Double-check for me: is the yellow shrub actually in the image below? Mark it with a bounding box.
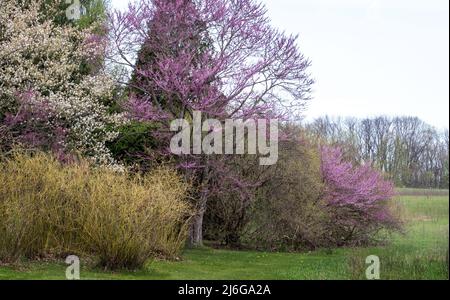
[0,151,192,269]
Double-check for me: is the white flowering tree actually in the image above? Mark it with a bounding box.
[0,0,123,165]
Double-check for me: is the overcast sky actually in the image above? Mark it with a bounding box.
[111,0,449,129]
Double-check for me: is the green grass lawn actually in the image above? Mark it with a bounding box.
[0,194,448,280]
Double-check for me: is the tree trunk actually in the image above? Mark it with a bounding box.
[188,184,209,247]
[187,156,211,248]
[189,210,204,247]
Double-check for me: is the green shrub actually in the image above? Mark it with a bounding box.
[204,131,329,251]
[242,138,328,251]
[107,121,160,170]
[0,151,192,269]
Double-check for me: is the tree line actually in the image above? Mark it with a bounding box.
[306,116,449,189]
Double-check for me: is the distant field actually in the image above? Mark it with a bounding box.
[0,192,448,280]
[397,188,449,197]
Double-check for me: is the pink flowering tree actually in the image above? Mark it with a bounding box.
[107,0,313,246]
[320,146,401,246]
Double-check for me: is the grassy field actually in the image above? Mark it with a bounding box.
[0,194,448,280]
[397,188,449,197]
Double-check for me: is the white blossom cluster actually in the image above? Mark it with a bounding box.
[0,0,125,166]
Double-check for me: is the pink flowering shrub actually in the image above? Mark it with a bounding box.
[320,146,401,246]
[205,138,402,251]
[0,91,67,157]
